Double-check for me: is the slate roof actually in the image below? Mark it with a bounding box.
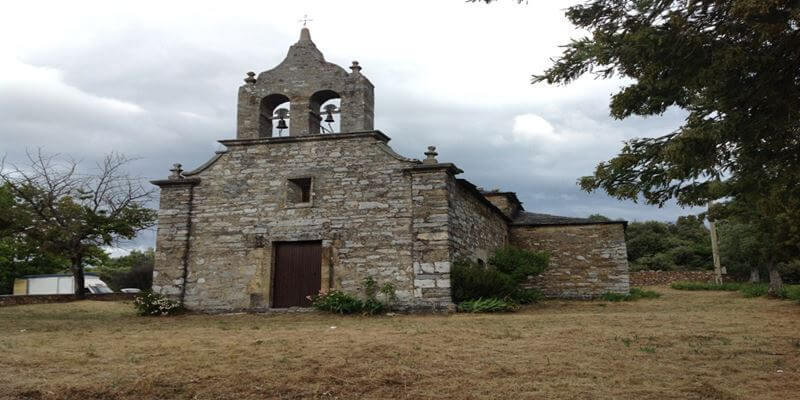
[511,211,627,227]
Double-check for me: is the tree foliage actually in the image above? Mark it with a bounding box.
[625,215,712,271]
[519,0,800,292]
[717,218,764,280]
[0,151,157,297]
[0,185,70,294]
[94,248,155,292]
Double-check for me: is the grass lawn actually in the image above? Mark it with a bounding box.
[1,288,799,400]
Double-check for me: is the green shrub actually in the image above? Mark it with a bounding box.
[310,290,365,314]
[133,292,183,316]
[670,281,742,291]
[310,276,395,315]
[489,246,549,282]
[512,287,544,304]
[456,297,518,313]
[777,285,800,301]
[599,288,661,302]
[451,246,549,306]
[451,260,517,303]
[361,298,386,315]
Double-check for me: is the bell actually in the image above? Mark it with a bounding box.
[276,118,288,130]
[324,104,337,123]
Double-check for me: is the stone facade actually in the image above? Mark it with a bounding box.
[510,223,630,298]
[448,180,509,262]
[151,28,631,312]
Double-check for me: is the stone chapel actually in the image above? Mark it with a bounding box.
[151,28,630,311]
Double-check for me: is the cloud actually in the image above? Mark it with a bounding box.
[0,0,701,252]
[0,57,144,119]
[509,113,559,143]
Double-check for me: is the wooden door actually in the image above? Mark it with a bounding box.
[272,241,322,308]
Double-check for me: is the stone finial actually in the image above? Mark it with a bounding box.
[169,163,184,180]
[244,71,256,84]
[299,27,312,42]
[350,61,362,74]
[423,146,438,164]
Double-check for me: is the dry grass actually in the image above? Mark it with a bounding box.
[1,288,799,400]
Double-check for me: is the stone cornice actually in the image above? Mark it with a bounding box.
[219,130,391,147]
[150,177,201,187]
[404,163,464,175]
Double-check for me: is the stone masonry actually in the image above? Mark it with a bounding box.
[151,28,631,312]
[511,224,629,298]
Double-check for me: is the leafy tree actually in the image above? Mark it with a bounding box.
[0,184,69,294]
[625,216,712,271]
[0,151,157,298]
[587,214,612,222]
[521,0,800,294]
[717,219,764,282]
[95,248,155,291]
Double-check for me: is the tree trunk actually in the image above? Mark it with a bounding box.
[767,261,783,296]
[72,259,85,299]
[749,267,760,283]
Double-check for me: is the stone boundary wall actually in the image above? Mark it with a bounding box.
[630,270,728,286]
[511,223,629,298]
[0,293,136,307]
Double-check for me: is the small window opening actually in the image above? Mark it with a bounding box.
[287,177,312,204]
[477,259,485,267]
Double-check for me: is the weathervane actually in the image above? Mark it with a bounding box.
[299,14,313,27]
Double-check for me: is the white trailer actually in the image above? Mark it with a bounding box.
[12,274,113,295]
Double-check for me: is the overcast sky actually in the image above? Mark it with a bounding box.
[0,0,697,253]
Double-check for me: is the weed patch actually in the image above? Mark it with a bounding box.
[599,287,661,302]
[672,281,800,300]
[738,283,769,298]
[670,281,742,291]
[777,285,800,301]
[456,297,518,313]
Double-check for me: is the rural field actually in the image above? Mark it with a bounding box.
[1,288,799,400]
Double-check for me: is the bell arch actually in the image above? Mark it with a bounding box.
[309,89,341,134]
[258,94,291,138]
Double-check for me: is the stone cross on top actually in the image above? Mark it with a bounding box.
[299,14,313,27]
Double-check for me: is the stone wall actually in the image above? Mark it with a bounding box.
[510,223,629,298]
[630,270,726,286]
[482,193,521,219]
[152,180,197,300]
[0,293,136,307]
[448,180,508,263]
[154,133,437,311]
[409,167,455,310]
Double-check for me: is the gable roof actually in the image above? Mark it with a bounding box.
[511,211,627,228]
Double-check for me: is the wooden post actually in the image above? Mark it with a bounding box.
[708,201,723,285]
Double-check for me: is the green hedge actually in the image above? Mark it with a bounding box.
[451,246,549,307]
